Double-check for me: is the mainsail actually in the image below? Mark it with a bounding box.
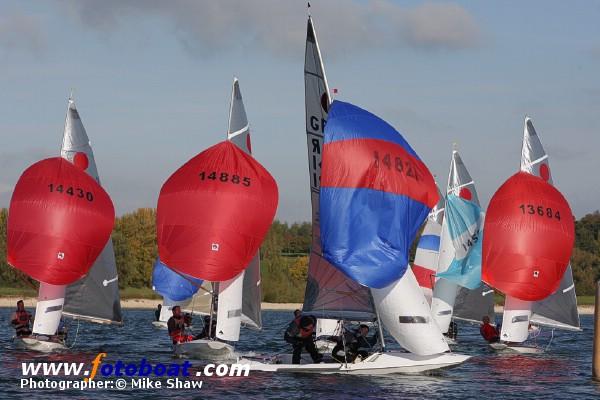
[518,117,580,331]
[61,98,123,325]
[302,16,375,320]
[224,78,262,330]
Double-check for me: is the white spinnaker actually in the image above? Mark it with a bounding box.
[431,150,481,333]
[371,269,449,356]
[32,284,65,336]
[501,117,580,341]
[216,78,262,341]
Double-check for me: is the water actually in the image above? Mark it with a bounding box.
[1,308,598,399]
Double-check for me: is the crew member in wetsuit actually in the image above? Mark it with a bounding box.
[11,300,32,337]
[284,312,322,364]
[332,324,378,363]
[480,315,500,343]
[155,304,162,321]
[198,315,217,339]
[167,306,194,344]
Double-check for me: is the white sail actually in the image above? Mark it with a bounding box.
[431,149,483,333]
[501,117,580,340]
[216,276,244,341]
[32,283,65,336]
[372,269,449,356]
[302,15,375,321]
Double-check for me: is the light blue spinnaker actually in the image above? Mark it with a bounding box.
[435,194,484,290]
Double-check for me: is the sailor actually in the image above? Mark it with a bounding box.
[284,313,322,364]
[480,315,500,343]
[198,315,217,339]
[10,300,32,337]
[154,304,162,321]
[167,306,194,344]
[332,324,377,363]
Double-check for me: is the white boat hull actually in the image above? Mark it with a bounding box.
[239,351,470,375]
[488,342,543,354]
[13,337,67,352]
[173,339,235,361]
[152,321,167,329]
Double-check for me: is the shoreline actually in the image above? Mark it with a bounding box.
[0,297,594,314]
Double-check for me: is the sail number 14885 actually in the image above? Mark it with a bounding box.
[199,171,251,186]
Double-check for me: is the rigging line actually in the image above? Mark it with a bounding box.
[545,328,555,351]
[65,319,80,349]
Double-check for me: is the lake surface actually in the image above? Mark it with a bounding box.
[1,308,598,399]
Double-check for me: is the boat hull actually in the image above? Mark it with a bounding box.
[489,342,543,354]
[174,339,235,361]
[13,337,67,352]
[239,351,470,375]
[152,321,167,329]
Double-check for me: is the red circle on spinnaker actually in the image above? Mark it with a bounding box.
[540,163,550,181]
[73,152,89,170]
[157,140,278,282]
[482,171,574,301]
[246,133,252,154]
[7,157,115,285]
[459,187,472,200]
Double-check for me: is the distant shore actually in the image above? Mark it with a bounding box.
[0,297,594,315]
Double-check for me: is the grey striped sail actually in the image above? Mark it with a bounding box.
[61,97,123,325]
[227,77,262,331]
[301,15,375,321]
[523,117,580,331]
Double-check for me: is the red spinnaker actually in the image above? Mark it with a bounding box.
[7,157,115,285]
[156,140,278,282]
[482,172,574,301]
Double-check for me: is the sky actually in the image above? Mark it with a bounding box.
[1,0,599,222]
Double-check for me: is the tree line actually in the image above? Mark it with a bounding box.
[0,208,599,301]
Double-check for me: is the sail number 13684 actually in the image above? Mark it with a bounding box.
[519,204,561,220]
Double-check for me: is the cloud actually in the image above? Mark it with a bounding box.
[0,12,46,56]
[58,0,483,58]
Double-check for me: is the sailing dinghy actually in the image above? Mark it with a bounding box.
[486,117,580,353]
[429,149,494,342]
[240,90,469,373]
[9,157,115,352]
[156,103,278,361]
[13,97,122,352]
[163,79,265,360]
